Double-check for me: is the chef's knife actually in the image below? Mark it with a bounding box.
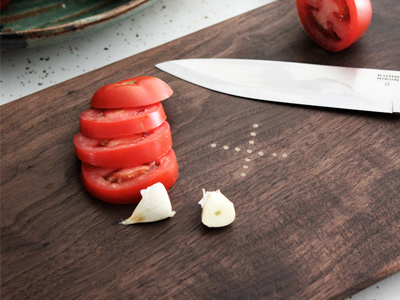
[156,58,400,114]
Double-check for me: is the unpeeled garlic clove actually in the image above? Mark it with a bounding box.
[120,182,175,225]
[199,189,235,228]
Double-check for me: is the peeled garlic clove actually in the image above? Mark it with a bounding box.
[199,189,235,228]
[120,182,175,225]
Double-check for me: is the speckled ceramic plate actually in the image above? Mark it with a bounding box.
[0,0,159,50]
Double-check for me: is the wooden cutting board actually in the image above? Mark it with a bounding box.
[1,0,399,299]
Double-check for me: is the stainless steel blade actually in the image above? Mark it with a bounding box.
[156,58,400,114]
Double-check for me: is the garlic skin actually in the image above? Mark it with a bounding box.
[120,182,175,225]
[199,189,235,228]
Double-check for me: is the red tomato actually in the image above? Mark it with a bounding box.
[90,76,173,108]
[81,148,179,204]
[79,102,167,138]
[74,121,172,168]
[296,0,372,52]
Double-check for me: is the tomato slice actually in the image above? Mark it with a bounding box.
[90,76,173,108]
[79,102,167,139]
[81,148,179,204]
[296,0,372,52]
[74,121,172,168]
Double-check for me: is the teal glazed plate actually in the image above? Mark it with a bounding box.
[0,0,159,50]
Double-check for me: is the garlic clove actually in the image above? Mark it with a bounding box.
[120,182,175,225]
[199,189,235,228]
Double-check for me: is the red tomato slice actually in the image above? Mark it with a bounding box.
[81,148,179,204]
[90,76,173,108]
[296,0,372,52]
[74,121,172,168]
[79,102,167,138]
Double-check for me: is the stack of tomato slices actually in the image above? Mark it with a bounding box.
[73,76,179,204]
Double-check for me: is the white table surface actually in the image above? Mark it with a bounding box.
[1,1,399,299]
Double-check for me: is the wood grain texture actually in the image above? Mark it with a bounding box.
[1,0,399,299]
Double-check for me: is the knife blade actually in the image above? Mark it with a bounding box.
[156,58,400,114]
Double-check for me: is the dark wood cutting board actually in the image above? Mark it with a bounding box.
[1,0,399,299]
